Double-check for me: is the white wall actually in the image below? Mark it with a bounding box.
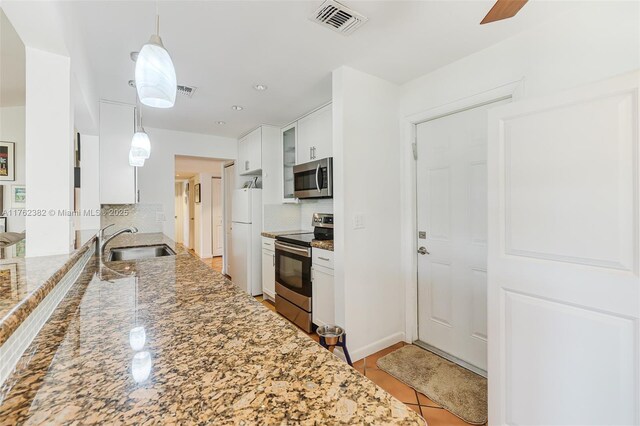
[332,66,403,361]
[137,127,236,239]
[25,47,73,257]
[0,106,26,232]
[79,134,99,230]
[398,0,640,342]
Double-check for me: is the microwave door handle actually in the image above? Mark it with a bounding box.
[315,164,321,192]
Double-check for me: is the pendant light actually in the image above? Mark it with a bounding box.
[129,148,145,167]
[135,6,176,109]
[131,97,151,159]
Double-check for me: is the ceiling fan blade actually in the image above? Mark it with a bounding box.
[480,0,529,24]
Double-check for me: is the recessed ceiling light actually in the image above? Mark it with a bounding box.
[231,105,244,111]
[216,121,226,125]
[253,84,268,91]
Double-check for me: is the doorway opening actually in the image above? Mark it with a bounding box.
[174,155,227,273]
[414,97,510,378]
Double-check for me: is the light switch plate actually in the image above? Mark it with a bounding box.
[353,213,365,230]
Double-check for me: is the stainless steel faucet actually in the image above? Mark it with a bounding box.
[97,224,139,257]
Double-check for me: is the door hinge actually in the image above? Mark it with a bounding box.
[412,142,418,160]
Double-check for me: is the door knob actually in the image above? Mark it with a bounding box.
[418,246,430,255]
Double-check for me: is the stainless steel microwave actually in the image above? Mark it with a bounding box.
[293,158,333,199]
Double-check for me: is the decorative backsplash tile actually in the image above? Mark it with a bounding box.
[100,204,163,234]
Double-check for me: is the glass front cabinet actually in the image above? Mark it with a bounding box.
[282,123,297,203]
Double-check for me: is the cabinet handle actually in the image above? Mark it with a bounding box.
[318,256,330,261]
[245,160,249,171]
[312,146,316,159]
[272,254,275,267]
[310,147,313,160]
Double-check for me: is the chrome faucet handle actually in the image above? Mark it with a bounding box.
[100,223,115,237]
[131,226,139,233]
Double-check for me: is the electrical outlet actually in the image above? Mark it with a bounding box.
[353,213,365,230]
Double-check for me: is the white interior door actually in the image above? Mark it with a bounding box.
[211,177,223,257]
[488,71,639,425]
[416,98,510,373]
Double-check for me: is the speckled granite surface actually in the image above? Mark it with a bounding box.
[260,230,306,239]
[0,231,98,346]
[0,233,423,425]
[310,240,334,252]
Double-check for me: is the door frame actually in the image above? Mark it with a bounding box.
[222,161,235,276]
[400,80,525,347]
[211,176,223,257]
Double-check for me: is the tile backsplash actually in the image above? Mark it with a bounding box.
[263,199,334,232]
[101,204,164,234]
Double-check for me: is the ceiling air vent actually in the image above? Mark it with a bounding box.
[128,80,197,98]
[310,0,368,36]
[177,85,197,98]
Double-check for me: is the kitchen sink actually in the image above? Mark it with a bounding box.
[108,244,176,262]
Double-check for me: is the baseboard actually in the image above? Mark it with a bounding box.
[349,331,406,362]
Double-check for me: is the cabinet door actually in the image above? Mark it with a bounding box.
[238,128,262,175]
[99,102,136,204]
[312,265,335,327]
[261,249,275,300]
[297,103,332,163]
[281,123,298,202]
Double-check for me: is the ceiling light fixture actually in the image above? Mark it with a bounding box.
[131,96,151,160]
[253,84,268,91]
[135,5,177,108]
[231,105,244,111]
[216,121,226,125]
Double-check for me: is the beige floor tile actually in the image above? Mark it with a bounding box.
[365,368,419,405]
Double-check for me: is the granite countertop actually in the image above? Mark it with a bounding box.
[0,233,423,424]
[310,240,334,251]
[0,229,98,346]
[260,230,306,239]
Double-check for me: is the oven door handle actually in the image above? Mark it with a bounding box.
[275,241,311,258]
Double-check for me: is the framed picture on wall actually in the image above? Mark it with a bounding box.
[0,217,6,233]
[11,185,25,209]
[194,183,201,204]
[0,142,15,181]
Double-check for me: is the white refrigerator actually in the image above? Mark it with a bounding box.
[230,188,262,296]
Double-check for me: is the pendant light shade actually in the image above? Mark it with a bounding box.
[131,130,151,159]
[129,148,145,167]
[135,32,176,108]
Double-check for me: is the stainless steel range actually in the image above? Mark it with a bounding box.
[275,213,333,332]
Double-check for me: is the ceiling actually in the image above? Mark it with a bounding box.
[65,1,577,138]
[0,9,25,107]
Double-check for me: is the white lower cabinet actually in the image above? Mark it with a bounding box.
[261,238,275,301]
[312,248,335,327]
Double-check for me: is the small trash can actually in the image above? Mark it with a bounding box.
[316,325,353,366]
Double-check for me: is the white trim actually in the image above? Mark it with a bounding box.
[349,331,405,363]
[400,79,525,346]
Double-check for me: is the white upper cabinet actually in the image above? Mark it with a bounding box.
[238,127,262,175]
[99,101,137,204]
[296,103,332,164]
